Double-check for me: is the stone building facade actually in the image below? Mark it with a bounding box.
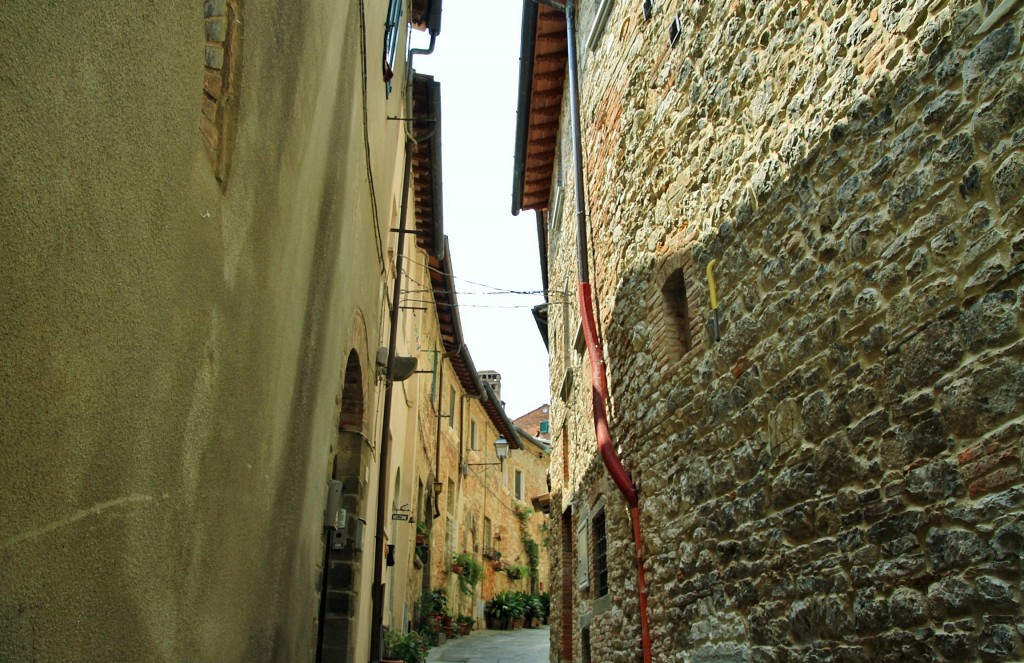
[514,0,1024,661]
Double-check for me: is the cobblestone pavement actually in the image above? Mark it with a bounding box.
[425,626,549,663]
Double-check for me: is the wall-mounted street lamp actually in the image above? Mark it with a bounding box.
[461,436,509,476]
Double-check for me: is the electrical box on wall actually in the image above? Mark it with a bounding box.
[325,480,344,529]
[331,528,346,551]
[353,518,367,552]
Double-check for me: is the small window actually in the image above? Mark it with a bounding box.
[592,510,608,597]
[383,0,403,94]
[662,268,692,355]
[470,420,477,450]
[539,420,550,435]
[483,517,492,553]
[574,322,586,366]
[514,470,524,501]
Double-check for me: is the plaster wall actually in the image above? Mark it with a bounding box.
[1,1,411,660]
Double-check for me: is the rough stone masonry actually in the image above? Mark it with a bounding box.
[545,0,1024,661]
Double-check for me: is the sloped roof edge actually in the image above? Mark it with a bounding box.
[430,237,522,448]
[412,73,445,261]
[511,0,540,216]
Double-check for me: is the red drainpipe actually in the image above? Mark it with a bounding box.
[563,0,652,660]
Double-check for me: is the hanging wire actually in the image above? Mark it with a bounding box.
[402,257,571,298]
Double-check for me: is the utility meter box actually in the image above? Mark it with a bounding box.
[330,528,346,551]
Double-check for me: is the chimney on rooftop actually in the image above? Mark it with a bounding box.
[479,371,502,401]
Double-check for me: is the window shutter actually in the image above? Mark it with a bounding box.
[575,513,589,588]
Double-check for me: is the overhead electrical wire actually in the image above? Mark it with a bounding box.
[398,299,562,309]
[400,260,568,299]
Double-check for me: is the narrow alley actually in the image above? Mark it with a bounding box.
[426,627,550,663]
[3,0,1024,662]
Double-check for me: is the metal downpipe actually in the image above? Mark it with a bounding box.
[564,1,652,660]
[369,10,441,659]
[368,137,414,663]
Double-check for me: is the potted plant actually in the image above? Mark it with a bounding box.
[429,588,449,616]
[383,628,428,663]
[441,611,456,639]
[453,552,483,596]
[485,592,525,630]
[523,594,543,628]
[507,592,527,629]
[506,564,528,580]
[456,614,474,636]
[417,589,447,646]
[538,592,551,624]
[450,553,465,576]
[415,521,429,547]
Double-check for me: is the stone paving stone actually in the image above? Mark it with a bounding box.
[426,626,550,663]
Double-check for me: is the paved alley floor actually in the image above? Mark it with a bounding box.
[425,626,550,663]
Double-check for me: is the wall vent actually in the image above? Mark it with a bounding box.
[668,14,681,47]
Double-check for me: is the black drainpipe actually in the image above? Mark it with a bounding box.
[368,15,440,661]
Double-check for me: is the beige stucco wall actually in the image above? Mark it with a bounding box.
[1,2,412,661]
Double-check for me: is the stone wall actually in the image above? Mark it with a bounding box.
[546,0,1024,661]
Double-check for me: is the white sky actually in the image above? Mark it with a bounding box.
[412,0,551,421]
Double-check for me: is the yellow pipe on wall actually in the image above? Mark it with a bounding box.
[707,259,719,310]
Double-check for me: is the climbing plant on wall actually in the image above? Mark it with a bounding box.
[513,502,540,587]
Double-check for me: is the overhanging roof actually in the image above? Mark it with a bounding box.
[515,426,551,455]
[429,237,522,449]
[511,1,567,215]
[412,73,445,262]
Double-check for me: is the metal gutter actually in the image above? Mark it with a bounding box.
[514,426,551,453]
[564,0,652,659]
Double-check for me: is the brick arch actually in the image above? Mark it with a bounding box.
[338,350,365,432]
[317,347,373,662]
